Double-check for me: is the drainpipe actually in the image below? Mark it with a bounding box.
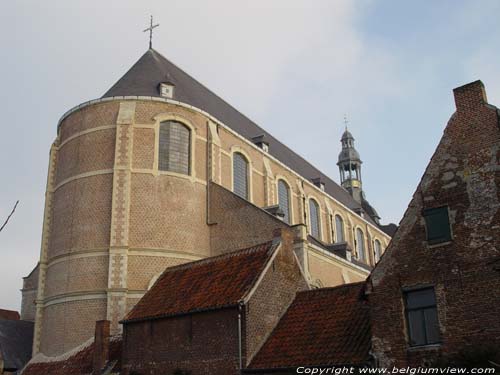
[238,302,244,373]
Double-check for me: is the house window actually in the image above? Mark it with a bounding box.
[233,152,249,199]
[374,239,382,262]
[335,215,344,243]
[356,228,365,262]
[278,180,291,224]
[309,199,321,239]
[423,206,452,245]
[404,287,440,347]
[159,121,191,175]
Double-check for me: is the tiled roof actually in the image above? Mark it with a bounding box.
[103,49,377,224]
[21,337,122,375]
[0,320,33,372]
[248,282,371,370]
[122,241,277,323]
[0,308,20,320]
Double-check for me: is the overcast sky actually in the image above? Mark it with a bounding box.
[1,1,499,311]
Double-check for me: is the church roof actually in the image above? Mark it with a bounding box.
[247,282,371,370]
[103,49,375,222]
[121,241,277,323]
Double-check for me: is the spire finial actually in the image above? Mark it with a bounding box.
[143,15,160,49]
[343,114,349,131]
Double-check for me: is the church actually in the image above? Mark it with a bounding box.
[1,35,496,373]
[17,43,393,362]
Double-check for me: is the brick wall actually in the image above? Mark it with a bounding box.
[209,182,289,255]
[21,264,39,321]
[245,229,309,364]
[122,308,241,375]
[369,81,500,366]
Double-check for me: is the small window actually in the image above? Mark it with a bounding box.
[404,287,440,347]
[159,121,190,175]
[160,82,175,98]
[309,199,321,239]
[423,206,451,245]
[278,180,291,224]
[356,228,365,262]
[233,152,249,199]
[335,215,344,243]
[374,239,382,262]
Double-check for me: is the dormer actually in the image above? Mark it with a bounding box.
[311,177,325,192]
[159,82,175,99]
[252,135,270,152]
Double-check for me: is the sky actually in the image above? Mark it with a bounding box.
[0,1,499,310]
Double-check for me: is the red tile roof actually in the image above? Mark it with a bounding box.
[0,308,20,320]
[248,282,371,370]
[122,241,277,323]
[21,336,122,375]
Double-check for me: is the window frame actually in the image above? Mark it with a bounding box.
[403,287,441,347]
[232,151,250,200]
[308,198,322,240]
[374,239,382,262]
[153,114,196,179]
[355,227,366,262]
[277,178,292,224]
[334,214,345,243]
[158,120,192,175]
[423,206,452,245]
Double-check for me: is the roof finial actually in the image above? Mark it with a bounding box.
[343,114,349,131]
[143,15,160,50]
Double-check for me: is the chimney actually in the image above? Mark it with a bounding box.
[92,320,110,375]
[453,80,487,112]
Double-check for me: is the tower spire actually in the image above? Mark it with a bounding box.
[143,15,160,50]
[337,122,363,204]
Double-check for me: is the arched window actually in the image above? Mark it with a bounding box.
[233,152,249,199]
[278,180,291,223]
[374,239,382,262]
[356,228,366,262]
[159,120,191,175]
[335,215,345,243]
[309,199,321,239]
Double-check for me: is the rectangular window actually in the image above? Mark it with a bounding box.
[404,287,440,347]
[423,206,451,245]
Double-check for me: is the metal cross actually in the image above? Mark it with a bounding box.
[344,114,349,131]
[143,15,160,49]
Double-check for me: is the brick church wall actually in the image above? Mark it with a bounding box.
[369,81,500,366]
[209,182,289,255]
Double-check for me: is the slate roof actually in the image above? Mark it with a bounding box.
[0,319,33,372]
[247,282,371,370]
[0,309,20,321]
[21,336,122,375]
[103,48,376,224]
[122,241,277,323]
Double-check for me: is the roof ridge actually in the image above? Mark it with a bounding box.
[151,240,275,278]
[297,281,365,295]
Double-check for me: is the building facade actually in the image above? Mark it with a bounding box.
[28,48,392,357]
[368,81,500,366]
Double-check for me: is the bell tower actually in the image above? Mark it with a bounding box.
[337,127,363,203]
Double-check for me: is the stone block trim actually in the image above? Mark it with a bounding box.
[107,102,136,334]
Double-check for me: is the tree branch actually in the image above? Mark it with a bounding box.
[0,200,19,233]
